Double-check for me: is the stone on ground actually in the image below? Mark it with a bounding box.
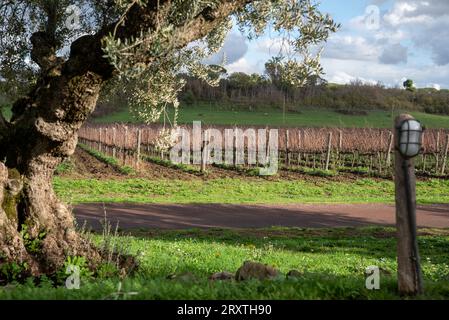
[286,270,302,279]
[209,271,234,281]
[235,261,279,281]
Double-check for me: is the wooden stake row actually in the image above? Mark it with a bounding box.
[78,126,449,175]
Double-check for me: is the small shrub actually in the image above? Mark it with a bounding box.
[96,262,120,279]
[56,256,94,286]
[0,261,29,283]
[55,159,75,175]
[20,225,46,255]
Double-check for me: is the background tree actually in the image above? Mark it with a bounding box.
[265,57,289,122]
[0,0,338,276]
[265,56,311,122]
[403,79,416,92]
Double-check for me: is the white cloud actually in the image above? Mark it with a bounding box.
[256,38,295,56]
[382,1,449,65]
[318,0,449,87]
[205,33,248,65]
[383,2,423,26]
[379,43,408,64]
[220,0,449,88]
[226,57,262,74]
[321,57,449,88]
[429,83,441,91]
[323,35,381,61]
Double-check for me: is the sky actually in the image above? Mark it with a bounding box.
[208,0,449,89]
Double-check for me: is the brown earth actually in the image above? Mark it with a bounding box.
[71,148,123,178]
[61,147,386,182]
[59,147,249,180]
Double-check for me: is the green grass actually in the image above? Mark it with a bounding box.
[55,159,76,175]
[1,227,448,299]
[212,163,262,176]
[92,103,449,129]
[142,155,203,175]
[53,177,449,205]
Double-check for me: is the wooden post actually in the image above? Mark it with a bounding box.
[435,131,441,173]
[386,132,394,168]
[285,129,290,167]
[394,114,423,296]
[201,130,208,173]
[378,152,382,174]
[325,132,332,171]
[91,128,95,149]
[136,129,142,169]
[441,134,449,175]
[338,130,343,151]
[112,127,117,158]
[297,130,302,166]
[98,128,102,153]
[420,131,425,174]
[338,130,343,168]
[123,126,128,166]
[105,128,109,156]
[147,130,151,153]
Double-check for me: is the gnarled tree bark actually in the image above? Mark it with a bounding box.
[0,0,250,276]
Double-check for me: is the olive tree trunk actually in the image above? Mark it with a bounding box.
[0,1,249,276]
[0,70,104,275]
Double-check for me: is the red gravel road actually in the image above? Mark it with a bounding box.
[73,203,449,230]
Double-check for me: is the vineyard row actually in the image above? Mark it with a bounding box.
[78,124,449,177]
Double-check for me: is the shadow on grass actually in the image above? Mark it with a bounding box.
[0,271,405,300]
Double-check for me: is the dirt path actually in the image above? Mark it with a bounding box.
[73,203,449,230]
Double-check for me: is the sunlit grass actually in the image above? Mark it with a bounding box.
[53,177,449,205]
[1,227,448,300]
[92,103,449,129]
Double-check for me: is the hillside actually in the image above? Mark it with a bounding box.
[91,103,449,129]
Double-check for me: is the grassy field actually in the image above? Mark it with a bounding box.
[5,102,449,128]
[1,227,448,300]
[53,177,449,205]
[92,103,449,128]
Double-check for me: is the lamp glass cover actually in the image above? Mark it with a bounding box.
[400,143,420,157]
[399,119,422,158]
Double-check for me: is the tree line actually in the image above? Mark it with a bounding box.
[179,73,449,115]
[93,64,449,118]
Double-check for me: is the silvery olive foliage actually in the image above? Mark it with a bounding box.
[235,0,338,87]
[102,0,338,149]
[102,0,232,128]
[1,1,338,150]
[0,1,120,98]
